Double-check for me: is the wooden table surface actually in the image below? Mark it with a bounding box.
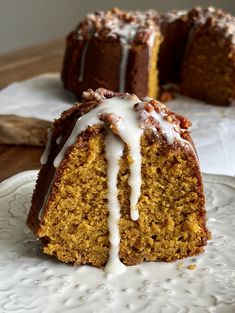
[0,38,65,182]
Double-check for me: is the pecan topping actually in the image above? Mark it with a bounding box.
[99,113,123,136]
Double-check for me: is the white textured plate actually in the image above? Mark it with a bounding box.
[0,170,235,313]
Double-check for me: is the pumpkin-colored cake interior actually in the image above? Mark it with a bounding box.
[37,126,207,267]
[148,36,161,99]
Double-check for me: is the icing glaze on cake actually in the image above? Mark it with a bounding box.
[28,88,209,272]
[40,129,53,165]
[40,89,194,274]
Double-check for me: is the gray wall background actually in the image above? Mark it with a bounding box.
[0,0,234,54]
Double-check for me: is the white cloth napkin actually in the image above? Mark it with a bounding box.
[0,74,234,176]
[0,74,74,121]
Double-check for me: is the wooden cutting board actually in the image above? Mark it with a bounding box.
[0,115,52,146]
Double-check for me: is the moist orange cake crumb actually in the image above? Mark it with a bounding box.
[27,88,210,273]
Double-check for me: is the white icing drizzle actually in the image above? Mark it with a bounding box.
[110,23,137,92]
[40,129,53,165]
[40,133,63,166]
[136,101,194,151]
[53,96,142,273]
[196,7,235,45]
[147,31,156,74]
[218,21,235,45]
[38,175,55,221]
[119,40,129,93]
[78,40,90,82]
[162,10,187,23]
[148,31,156,51]
[54,97,142,223]
[136,102,175,144]
[113,116,142,221]
[108,23,157,92]
[53,115,101,168]
[104,131,126,275]
[48,94,194,275]
[56,136,62,145]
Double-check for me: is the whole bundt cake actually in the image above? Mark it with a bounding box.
[27,88,210,274]
[62,7,235,106]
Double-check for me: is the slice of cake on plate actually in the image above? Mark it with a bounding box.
[27,88,210,274]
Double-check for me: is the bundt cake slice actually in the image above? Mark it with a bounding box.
[181,7,235,105]
[27,88,209,274]
[62,8,161,99]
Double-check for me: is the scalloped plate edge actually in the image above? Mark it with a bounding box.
[0,170,38,196]
[203,172,235,188]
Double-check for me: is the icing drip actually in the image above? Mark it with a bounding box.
[56,136,62,145]
[148,31,156,52]
[119,40,129,92]
[111,24,138,92]
[141,106,177,144]
[104,131,126,275]
[54,97,142,223]
[108,23,156,93]
[147,31,156,73]
[40,129,53,165]
[53,114,100,168]
[38,176,55,221]
[136,101,192,147]
[53,96,142,273]
[112,115,142,221]
[162,10,187,23]
[78,40,90,82]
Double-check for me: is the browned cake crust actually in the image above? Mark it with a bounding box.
[62,7,235,106]
[27,88,210,268]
